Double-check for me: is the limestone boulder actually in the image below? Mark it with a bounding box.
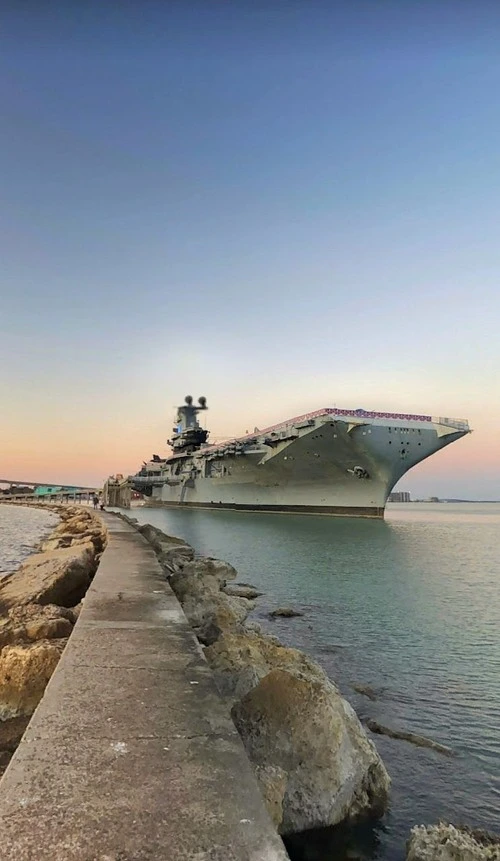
[182,592,254,646]
[231,668,391,835]
[0,640,66,720]
[269,607,304,618]
[224,585,263,600]
[170,557,238,603]
[407,824,500,861]
[7,603,75,627]
[158,544,195,576]
[254,765,287,830]
[0,543,96,612]
[24,617,73,641]
[66,528,106,553]
[204,630,325,701]
[52,516,93,537]
[138,524,192,555]
[0,604,75,647]
[40,537,72,552]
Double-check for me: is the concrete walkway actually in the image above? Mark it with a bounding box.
[0,513,288,860]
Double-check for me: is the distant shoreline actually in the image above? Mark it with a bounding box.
[387,499,500,504]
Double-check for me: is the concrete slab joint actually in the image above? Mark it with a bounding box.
[0,512,288,860]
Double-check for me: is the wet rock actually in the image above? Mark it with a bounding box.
[232,668,390,835]
[269,607,304,618]
[352,683,378,701]
[224,585,263,599]
[204,630,325,701]
[0,640,67,720]
[406,824,500,861]
[366,719,455,757]
[0,544,96,612]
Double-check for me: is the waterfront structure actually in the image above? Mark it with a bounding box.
[130,397,470,518]
[388,491,411,503]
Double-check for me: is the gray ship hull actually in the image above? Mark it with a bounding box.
[144,412,469,517]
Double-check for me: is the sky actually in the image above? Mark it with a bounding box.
[1,1,499,498]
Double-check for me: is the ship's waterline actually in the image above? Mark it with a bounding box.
[131,399,470,516]
[149,500,384,517]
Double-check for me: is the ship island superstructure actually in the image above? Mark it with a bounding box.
[130,396,470,517]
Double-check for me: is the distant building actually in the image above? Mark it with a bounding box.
[388,491,411,503]
[34,486,79,497]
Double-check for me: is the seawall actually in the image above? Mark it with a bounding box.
[0,512,288,860]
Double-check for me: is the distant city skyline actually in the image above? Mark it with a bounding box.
[1,3,498,499]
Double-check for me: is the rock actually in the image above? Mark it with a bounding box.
[224,585,263,599]
[352,683,378,701]
[42,521,106,555]
[138,524,192,554]
[269,607,304,618]
[136,524,195,574]
[183,592,254,646]
[244,621,263,635]
[231,668,390,835]
[7,603,75,626]
[204,630,325,701]
[158,544,195,576]
[52,516,93,537]
[0,604,75,648]
[0,640,66,720]
[407,824,500,861]
[366,719,455,757]
[254,765,287,830]
[24,617,73,641]
[0,544,96,612]
[169,557,238,603]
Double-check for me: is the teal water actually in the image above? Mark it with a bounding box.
[128,502,500,859]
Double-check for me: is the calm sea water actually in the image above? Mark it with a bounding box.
[128,502,500,860]
[0,505,58,576]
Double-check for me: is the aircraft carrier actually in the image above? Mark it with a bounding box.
[130,396,470,517]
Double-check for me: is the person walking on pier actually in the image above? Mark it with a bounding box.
[92,493,99,510]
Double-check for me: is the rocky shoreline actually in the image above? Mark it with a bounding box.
[0,506,498,859]
[0,505,107,773]
[121,518,390,834]
[119,515,500,859]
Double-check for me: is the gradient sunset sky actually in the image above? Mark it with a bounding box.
[1,2,499,498]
